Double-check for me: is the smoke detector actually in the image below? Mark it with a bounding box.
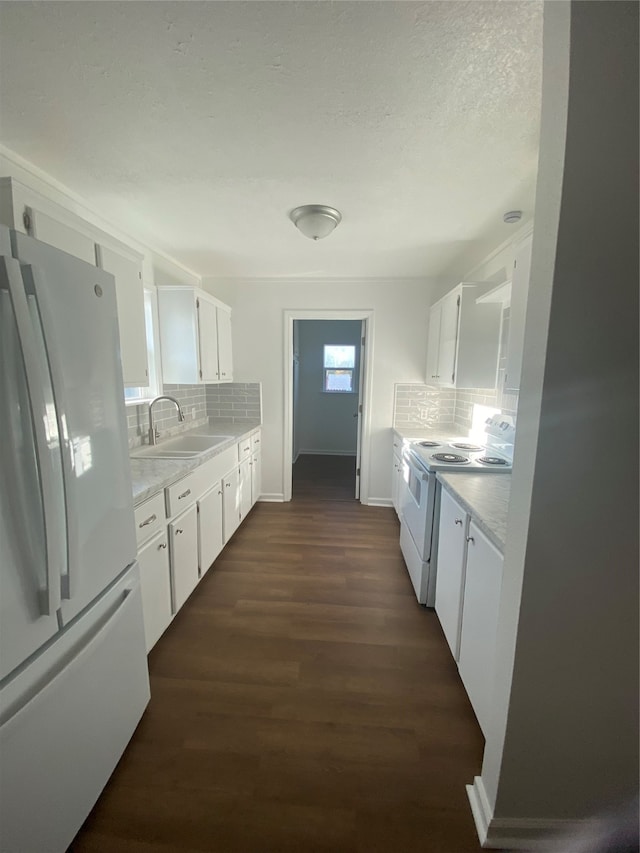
[503,210,523,224]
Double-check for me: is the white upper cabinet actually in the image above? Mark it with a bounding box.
[157,286,233,384]
[505,233,533,392]
[426,283,502,389]
[96,243,148,387]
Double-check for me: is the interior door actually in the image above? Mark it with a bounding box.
[354,321,365,499]
[11,231,137,625]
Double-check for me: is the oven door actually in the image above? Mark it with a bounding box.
[400,450,436,561]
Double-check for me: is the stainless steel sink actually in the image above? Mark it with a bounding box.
[130,434,233,459]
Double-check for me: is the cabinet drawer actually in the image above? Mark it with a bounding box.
[238,437,252,461]
[134,493,166,548]
[165,471,199,518]
[251,430,261,452]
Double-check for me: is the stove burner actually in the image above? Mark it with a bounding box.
[451,443,484,452]
[478,456,509,466]
[417,441,441,448]
[431,453,469,464]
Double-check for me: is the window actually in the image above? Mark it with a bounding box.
[124,289,162,405]
[323,344,356,392]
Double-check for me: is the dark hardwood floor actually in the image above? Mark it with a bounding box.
[292,453,357,502]
[70,476,484,852]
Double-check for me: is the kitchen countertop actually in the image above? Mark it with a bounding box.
[436,472,511,553]
[129,419,261,506]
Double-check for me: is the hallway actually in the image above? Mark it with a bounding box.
[71,498,484,852]
[292,453,357,502]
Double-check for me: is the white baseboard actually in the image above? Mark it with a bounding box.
[257,493,284,502]
[467,777,600,850]
[365,498,394,507]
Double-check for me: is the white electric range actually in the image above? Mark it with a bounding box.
[399,415,514,606]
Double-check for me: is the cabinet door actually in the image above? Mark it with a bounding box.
[96,244,148,387]
[222,466,240,543]
[137,529,172,652]
[198,483,224,575]
[250,452,262,506]
[458,521,504,735]
[435,489,469,660]
[197,296,220,382]
[391,451,402,514]
[505,234,532,392]
[437,289,460,387]
[216,307,233,382]
[425,302,441,383]
[239,457,252,520]
[169,504,199,612]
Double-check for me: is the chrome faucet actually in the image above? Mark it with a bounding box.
[148,395,185,445]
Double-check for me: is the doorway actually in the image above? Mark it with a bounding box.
[283,309,374,503]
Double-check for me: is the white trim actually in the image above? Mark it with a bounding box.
[0,145,201,285]
[257,493,285,503]
[467,777,600,850]
[283,309,374,504]
[366,498,394,508]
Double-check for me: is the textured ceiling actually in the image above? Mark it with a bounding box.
[0,1,543,279]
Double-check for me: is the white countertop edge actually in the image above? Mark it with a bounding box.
[436,471,510,553]
[130,419,261,506]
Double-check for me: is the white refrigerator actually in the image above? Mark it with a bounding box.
[0,226,150,851]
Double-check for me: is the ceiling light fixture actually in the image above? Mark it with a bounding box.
[503,210,523,224]
[289,205,342,241]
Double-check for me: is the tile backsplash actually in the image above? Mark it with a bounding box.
[206,383,262,422]
[393,382,519,434]
[127,382,261,448]
[393,384,456,429]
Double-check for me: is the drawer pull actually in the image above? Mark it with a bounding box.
[158,542,167,550]
[466,535,475,544]
[178,488,191,500]
[254,438,260,444]
[139,513,157,528]
[454,518,463,526]
[175,528,184,536]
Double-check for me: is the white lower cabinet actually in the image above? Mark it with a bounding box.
[457,520,504,736]
[239,457,252,521]
[169,504,199,612]
[134,429,261,648]
[137,530,172,652]
[391,436,403,515]
[197,482,224,575]
[250,451,262,506]
[435,488,470,660]
[222,466,241,543]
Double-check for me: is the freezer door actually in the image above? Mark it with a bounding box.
[11,232,137,623]
[0,253,65,681]
[0,564,150,853]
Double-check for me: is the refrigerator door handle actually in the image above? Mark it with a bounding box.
[20,262,80,601]
[0,256,62,616]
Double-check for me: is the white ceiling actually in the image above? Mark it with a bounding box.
[0,1,543,279]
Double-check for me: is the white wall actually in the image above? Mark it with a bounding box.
[203,277,440,502]
[295,319,361,456]
[470,1,639,846]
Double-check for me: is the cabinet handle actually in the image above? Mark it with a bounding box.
[158,542,167,550]
[175,528,184,536]
[138,513,157,528]
[218,490,223,495]
[178,488,191,500]
[226,482,231,488]
[466,535,475,544]
[254,439,260,444]
[454,518,463,526]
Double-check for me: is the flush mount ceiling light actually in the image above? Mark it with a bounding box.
[289,205,342,241]
[503,210,523,224]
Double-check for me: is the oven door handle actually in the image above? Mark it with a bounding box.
[404,453,430,482]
